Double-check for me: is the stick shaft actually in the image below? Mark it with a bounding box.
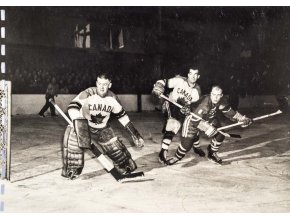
[217,110,282,131]
[49,99,73,126]
[252,110,282,121]
[160,94,232,138]
[161,94,202,120]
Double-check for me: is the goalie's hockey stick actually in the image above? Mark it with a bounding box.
[217,110,282,131]
[160,94,241,138]
[49,99,144,182]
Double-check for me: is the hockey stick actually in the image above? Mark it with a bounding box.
[49,99,144,182]
[217,110,282,131]
[160,94,241,138]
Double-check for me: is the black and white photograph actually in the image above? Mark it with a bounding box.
[0,2,290,213]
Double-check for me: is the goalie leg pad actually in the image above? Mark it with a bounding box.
[93,126,116,144]
[99,138,137,174]
[94,127,137,174]
[73,118,91,149]
[62,125,84,178]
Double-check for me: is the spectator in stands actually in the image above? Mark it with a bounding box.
[59,79,69,94]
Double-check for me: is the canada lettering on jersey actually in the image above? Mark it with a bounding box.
[176,88,193,102]
[74,88,124,129]
[88,104,113,113]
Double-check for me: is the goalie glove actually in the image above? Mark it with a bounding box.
[197,120,218,137]
[125,122,145,149]
[152,81,165,98]
[73,118,91,149]
[233,112,253,128]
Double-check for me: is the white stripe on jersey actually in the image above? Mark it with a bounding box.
[182,115,192,137]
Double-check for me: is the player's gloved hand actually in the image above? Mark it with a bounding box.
[152,81,165,98]
[240,116,252,128]
[197,120,218,137]
[132,135,145,149]
[233,112,252,128]
[205,125,218,137]
[180,104,191,116]
[125,122,145,149]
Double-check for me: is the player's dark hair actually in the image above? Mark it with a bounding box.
[211,85,223,92]
[97,72,112,81]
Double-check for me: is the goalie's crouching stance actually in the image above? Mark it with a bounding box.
[61,72,144,179]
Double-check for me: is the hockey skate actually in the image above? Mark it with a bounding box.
[207,145,222,165]
[166,156,180,165]
[193,147,206,157]
[158,148,168,164]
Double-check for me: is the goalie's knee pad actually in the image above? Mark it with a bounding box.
[100,138,137,173]
[62,125,85,179]
[94,127,116,144]
[165,118,181,134]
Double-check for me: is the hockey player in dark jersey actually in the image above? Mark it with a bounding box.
[167,85,252,165]
[61,72,144,178]
[152,68,205,164]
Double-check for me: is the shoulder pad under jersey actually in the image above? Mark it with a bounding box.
[194,95,211,116]
[174,75,187,80]
[84,87,97,97]
[195,95,210,108]
[107,90,122,104]
[77,88,95,100]
[194,83,202,94]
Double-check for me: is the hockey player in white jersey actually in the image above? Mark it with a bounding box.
[62,72,144,178]
[152,68,205,164]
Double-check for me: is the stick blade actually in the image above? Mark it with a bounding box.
[118,171,145,183]
[109,168,145,182]
[229,133,242,138]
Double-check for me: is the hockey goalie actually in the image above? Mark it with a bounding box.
[61,72,145,179]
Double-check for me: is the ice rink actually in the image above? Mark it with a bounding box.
[2,109,290,212]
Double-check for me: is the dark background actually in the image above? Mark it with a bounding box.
[1,6,290,95]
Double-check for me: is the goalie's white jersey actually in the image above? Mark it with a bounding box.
[68,87,129,129]
[165,76,201,105]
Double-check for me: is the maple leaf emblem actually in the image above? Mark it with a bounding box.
[90,113,106,124]
[177,97,187,106]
